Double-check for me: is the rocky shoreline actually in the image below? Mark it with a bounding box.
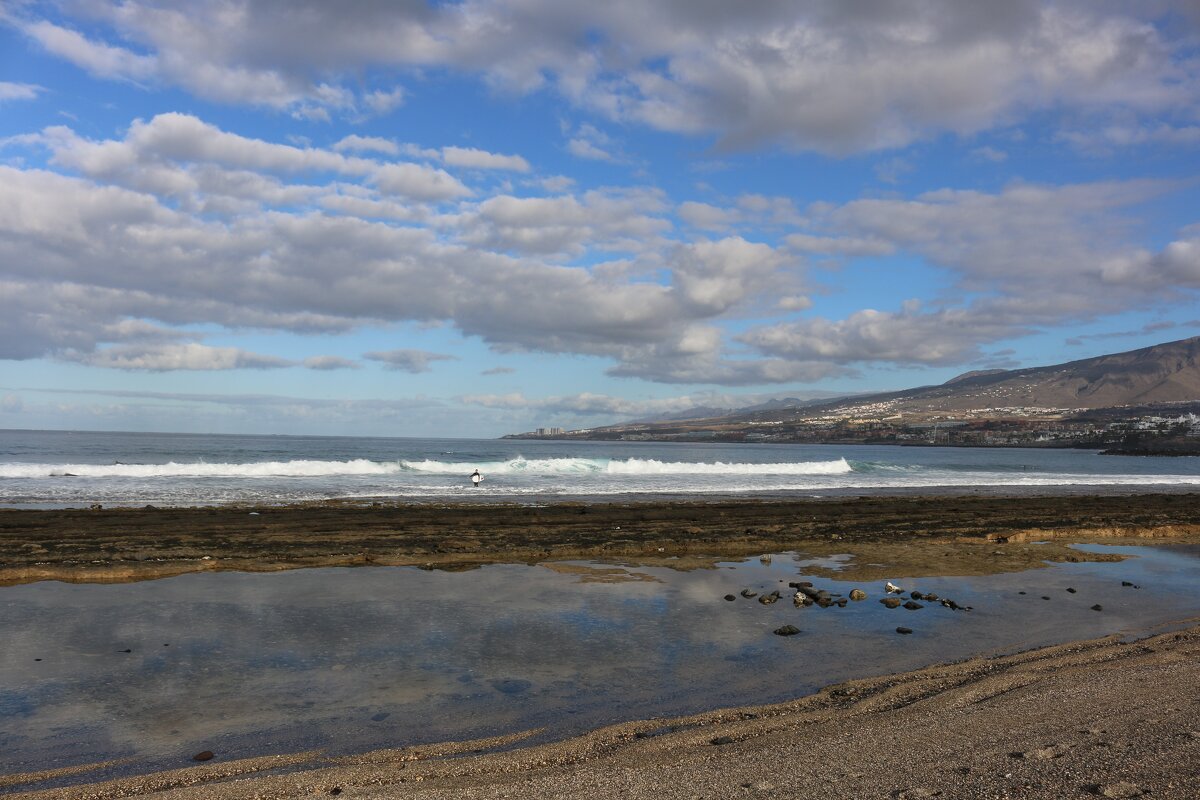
[3,493,1200,587]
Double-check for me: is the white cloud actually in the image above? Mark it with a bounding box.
[303,355,360,370]
[0,82,43,102]
[373,162,472,200]
[441,146,530,172]
[333,135,399,156]
[23,21,158,82]
[567,137,615,161]
[67,343,293,371]
[17,2,1199,153]
[4,111,1197,383]
[364,349,458,373]
[363,86,406,115]
[678,201,737,231]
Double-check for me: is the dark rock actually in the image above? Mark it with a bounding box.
[724,594,736,601]
[797,581,813,587]
[758,590,782,605]
[1091,604,1103,611]
[1042,596,1051,600]
[192,751,214,762]
[1019,591,1027,595]
[896,627,913,635]
[329,789,342,796]
[711,736,735,745]
[370,712,390,722]
[773,625,801,636]
[880,597,902,609]
[903,601,924,610]
[923,593,938,601]
[1121,581,1133,587]
[740,589,758,599]
[911,591,924,600]
[836,598,848,607]
[490,678,533,695]
[119,649,132,653]
[1066,587,1077,594]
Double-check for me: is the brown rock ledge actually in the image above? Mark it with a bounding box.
[3,493,1200,586]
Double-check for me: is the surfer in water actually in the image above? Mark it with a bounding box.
[471,469,483,487]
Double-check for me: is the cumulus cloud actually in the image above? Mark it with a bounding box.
[3,110,1197,383]
[364,349,458,373]
[23,20,158,82]
[0,82,43,102]
[303,355,360,370]
[16,1,1198,152]
[333,135,399,155]
[441,146,530,172]
[66,343,293,371]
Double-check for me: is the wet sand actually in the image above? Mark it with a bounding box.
[3,493,1200,586]
[6,625,1198,799]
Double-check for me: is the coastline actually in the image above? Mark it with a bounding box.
[4,493,1200,587]
[8,624,1199,799]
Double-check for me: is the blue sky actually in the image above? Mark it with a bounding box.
[2,0,1199,437]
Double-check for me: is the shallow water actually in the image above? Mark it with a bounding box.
[1,544,1198,783]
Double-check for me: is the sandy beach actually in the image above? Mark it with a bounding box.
[3,493,1200,798]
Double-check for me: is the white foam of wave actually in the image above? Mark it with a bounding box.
[400,456,855,476]
[602,457,853,475]
[0,459,403,479]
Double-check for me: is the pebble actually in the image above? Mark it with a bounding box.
[911,591,924,600]
[740,589,758,599]
[880,597,902,609]
[1091,604,1103,611]
[849,589,867,601]
[711,736,734,745]
[774,624,801,636]
[758,590,781,605]
[1066,587,1077,593]
[1097,782,1144,798]
[724,594,736,601]
[896,627,913,635]
[192,751,214,762]
[903,601,924,610]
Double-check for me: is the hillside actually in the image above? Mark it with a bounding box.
[533,336,1200,442]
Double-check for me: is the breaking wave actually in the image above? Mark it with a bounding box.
[400,456,855,475]
[0,459,402,479]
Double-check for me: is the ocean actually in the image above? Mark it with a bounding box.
[2,428,1200,508]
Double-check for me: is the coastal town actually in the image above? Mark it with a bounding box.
[509,403,1200,453]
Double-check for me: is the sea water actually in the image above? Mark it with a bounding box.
[2,428,1200,507]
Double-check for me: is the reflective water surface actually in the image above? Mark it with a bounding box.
[2,544,1198,782]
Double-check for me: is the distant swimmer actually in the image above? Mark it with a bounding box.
[471,469,483,487]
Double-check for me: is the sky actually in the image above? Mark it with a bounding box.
[1,0,1200,438]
